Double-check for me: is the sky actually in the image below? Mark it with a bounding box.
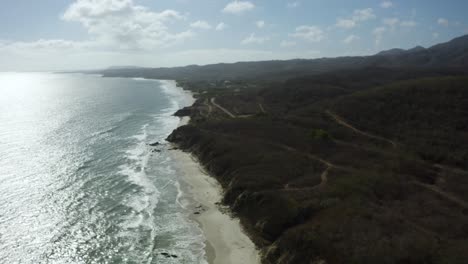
[0,0,467,71]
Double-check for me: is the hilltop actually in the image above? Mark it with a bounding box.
[95,34,468,264]
[92,34,468,81]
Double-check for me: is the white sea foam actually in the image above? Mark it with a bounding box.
[118,123,160,235]
[132,77,152,81]
[174,181,188,209]
[118,79,208,262]
[158,80,195,112]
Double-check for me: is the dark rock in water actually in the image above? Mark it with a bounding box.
[169,147,179,150]
[160,252,178,258]
[194,212,200,215]
[152,149,161,153]
[174,107,192,117]
[149,142,160,147]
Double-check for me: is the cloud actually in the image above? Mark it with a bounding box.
[336,19,356,29]
[287,2,300,8]
[0,39,91,52]
[280,40,296,47]
[215,22,227,31]
[222,1,255,14]
[381,18,417,30]
[291,25,324,42]
[432,32,440,39]
[437,18,449,27]
[352,8,376,22]
[190,20,212,30]
[256,20,265,29]
[343,34,360,44]
[373,27,386,45]
[383,17,400,30]
[400,20,417,27]
[373,27,386,35]
[241,33,270,45]
[336,8,375,29]
[63,0,134,19]
[380,1,393,8]
[62,0,194,50]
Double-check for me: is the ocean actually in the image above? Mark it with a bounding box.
[0,73,208,263]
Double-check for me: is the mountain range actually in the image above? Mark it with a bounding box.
[94,34,468,81]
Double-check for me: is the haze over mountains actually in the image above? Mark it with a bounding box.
[95,34,468,81]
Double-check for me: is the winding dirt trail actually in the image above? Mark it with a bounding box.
[274,143,343,190]
[434,164,468,176]
[283,166,331,191]
[326,111,468,209]
[326,110,397,148]
[412,181,468,210]
[211,98,237,118]
[258,103,266,114]
[200,98,213,117]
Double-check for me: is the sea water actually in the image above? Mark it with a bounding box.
[0,72,207,263]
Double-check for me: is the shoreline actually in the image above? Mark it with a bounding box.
[169,96,260,264]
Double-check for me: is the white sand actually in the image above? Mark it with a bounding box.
[169,113,260,264]
[170,150,260,264]
[168,84,259,264]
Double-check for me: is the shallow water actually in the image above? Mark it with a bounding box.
[0,73,206,263]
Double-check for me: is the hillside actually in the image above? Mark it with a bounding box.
[82,33,468,263]
[167,66,468,263]
[332,77,468,168]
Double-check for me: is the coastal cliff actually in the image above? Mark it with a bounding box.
[167,72,468,264]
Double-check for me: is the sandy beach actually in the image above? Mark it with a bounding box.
[169,118,259,264]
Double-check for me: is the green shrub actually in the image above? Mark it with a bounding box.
[309,128,331,140]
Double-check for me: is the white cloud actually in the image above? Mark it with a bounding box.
[373,27,386,45]
[0,0,199,71]
[373,27,387,35]
[381,18,417,30]
[222,1,255,14]
[400,20,417,27]
[291,25,324,42]
[437,18,449,27]
[432,32,440,39]
[383,18,400,30]
[352,8,376,22]
[380,1,393,8]
[336,19,356,29]
[287,2,300,8]
[0,39,94,53]
[215,22,227,31]
[336,8,375,29]
[63,0,134,19]
[62,0,194,50]
[241,33,269,45]
[280,40,296,47]
[256,20,265,29]
[343,34,360,44]
[190,20,212,30]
